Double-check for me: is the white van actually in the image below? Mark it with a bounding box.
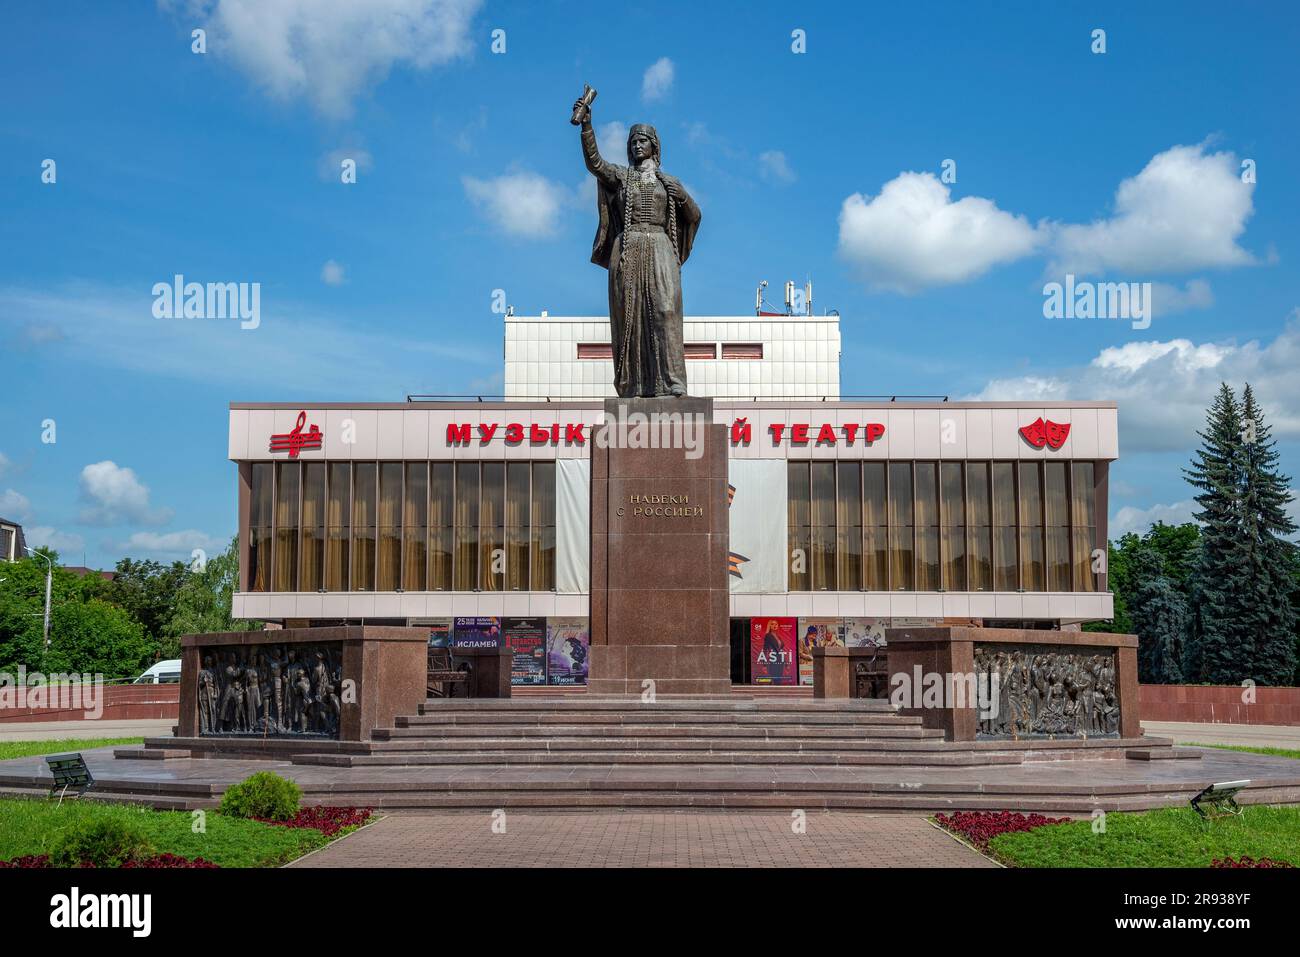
[133,659,182,684]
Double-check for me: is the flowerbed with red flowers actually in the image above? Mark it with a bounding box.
[0,853,218,869]
[254,806,372,838]
[934,811,1070,850]
[1211,856,1295,869]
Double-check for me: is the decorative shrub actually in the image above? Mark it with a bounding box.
[1211,856,1295,869]
[121,853,219,869]
[218,771,302,821]
[934,810,1069,849]
[257,806,372,837]
[49,819,156,868]
[1,852,217,869]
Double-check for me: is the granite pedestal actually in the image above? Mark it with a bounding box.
[588,396,731,695]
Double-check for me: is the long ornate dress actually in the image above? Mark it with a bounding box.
[581,124,701,398]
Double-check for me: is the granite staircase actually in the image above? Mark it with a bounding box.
[8,696,1297,814]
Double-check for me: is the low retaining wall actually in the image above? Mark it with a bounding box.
[1140,684,1300,725]
[0,684,180,723]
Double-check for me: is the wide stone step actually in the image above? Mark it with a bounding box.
[365,734,962,752]
[293,749,1022,768]
[408,710,918,727]
[291,783,1300,814]
[386,721,941,739]
[417,697,899,714]
[0,786,212,811]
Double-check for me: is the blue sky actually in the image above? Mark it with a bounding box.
[1,0,1297,569]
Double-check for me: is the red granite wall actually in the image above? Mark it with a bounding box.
[0,684,180,722]
[1140,684,1300,725]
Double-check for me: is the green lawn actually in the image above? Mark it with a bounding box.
[1186,743,1300,761]
[988,805,1300,868]
[0,738,144,761]
[0,797,336,868]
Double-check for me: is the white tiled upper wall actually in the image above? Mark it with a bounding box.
[503,315,841,400]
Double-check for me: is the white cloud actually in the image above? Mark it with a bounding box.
[117,530,225,557]
[320,260,346,285]
[758,150,796,184]
[317,147,373,181]
[641,57,674,103]
[178,0,482,119]
[0,489,31,522]
[0,282,494,397]
[837,172,1042,293]
[1050,143,1256,275]
[24,526,86,555]
[967,311,1300,453]
[0,453,11,477]
[77,461,173,527]
[7,322,65,349]
[598,121,629,165]
[1149,278,1214,317]
[1109,500,1198,538]
[462,170,570,239]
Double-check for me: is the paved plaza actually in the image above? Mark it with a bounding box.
[288,810,997,868]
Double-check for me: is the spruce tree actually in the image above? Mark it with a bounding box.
[1238,384,1298,685]
[1130,544,1187,683]
[1183,383,1249,683]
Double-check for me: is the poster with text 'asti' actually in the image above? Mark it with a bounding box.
[750,617,797,685]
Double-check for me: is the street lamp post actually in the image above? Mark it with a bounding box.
[25,547,53,660]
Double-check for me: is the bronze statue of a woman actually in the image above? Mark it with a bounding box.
[573,91,701,398]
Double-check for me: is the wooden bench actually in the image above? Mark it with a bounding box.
[427,647,473,698]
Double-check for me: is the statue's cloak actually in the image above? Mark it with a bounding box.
[590,170,699,269]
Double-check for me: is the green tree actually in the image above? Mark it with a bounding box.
[45,598,152,679]
[1088,523,1200,639]
[165,536,255,646]
[0,551,110,672]
[1183,383,1250,683]
[100,558,191,652]
[1130,544,1188,683]
[1238,384,1298,685]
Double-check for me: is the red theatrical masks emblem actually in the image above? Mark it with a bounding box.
[269,411,323,458]
[1044,420,1070,450]
[1019,417,1071,451]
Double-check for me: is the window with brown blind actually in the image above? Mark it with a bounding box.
[721,343,762,359]
[784,459,1097,595]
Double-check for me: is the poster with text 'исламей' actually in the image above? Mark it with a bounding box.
[453,617,501,649]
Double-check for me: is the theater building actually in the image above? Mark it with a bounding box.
[229,311,1116,686]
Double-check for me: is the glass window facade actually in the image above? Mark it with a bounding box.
[787,460,1100,592]
[247,461,557,593]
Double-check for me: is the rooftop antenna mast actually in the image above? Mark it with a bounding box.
[755,279,768,316]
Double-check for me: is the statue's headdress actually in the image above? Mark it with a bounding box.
[625,124,661,165]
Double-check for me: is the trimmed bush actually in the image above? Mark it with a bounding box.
[219,771,301,821]
[50,819,155,868]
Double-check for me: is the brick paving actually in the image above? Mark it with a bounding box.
[288,810,997,868]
